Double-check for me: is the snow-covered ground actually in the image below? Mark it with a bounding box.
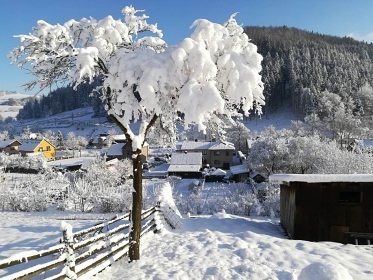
[244,100,297,134]
[1,210,372,279]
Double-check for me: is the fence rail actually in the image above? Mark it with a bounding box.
[0,204,167,280]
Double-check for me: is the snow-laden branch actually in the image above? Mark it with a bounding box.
[106,13,264,139]
[9,6,166,92]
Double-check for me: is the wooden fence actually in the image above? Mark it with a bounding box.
[0,203,178,280]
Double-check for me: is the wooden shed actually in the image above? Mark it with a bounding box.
[269,174,373,244]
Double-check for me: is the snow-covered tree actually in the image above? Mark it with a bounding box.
[20,126,32,140]
[64,132,88,157]
[42,130,58,146]
[226,120,251,152]
[0,130,10,140]
[10,6,264,260]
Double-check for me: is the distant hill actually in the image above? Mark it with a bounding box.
[244,26,373,118]
[0,91,31,120]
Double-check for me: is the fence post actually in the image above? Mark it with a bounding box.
[154,201,164,233]
[61,221,77,280]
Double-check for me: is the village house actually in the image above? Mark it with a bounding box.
[88,133,114,149]
[176,140,235,170]
[168,152,202,178]
[0,139,22,155]
[18,138,56,160]
[269,174,373,245]
[106,141,149,163]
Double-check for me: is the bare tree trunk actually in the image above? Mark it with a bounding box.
[128,150,143,262]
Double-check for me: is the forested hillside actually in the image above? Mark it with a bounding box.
[245,26,373,117]
[16,79,105,120]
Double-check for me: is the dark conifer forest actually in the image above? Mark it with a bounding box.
[245,26,373,118]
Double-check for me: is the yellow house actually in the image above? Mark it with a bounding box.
[18,138,56,160]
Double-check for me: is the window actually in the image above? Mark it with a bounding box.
[202,150,207,155]
[214,160,221,165]
[38,147,43,152]
[46,146,51,151]
[339,191,362,203]
[214,151,220,156]
[226,151,230,156]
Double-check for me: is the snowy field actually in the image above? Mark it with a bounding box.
[1,210,372,279]
[0,91,27,119]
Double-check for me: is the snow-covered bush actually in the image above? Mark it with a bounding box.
[217,189,260,216]
[93,183,133,213]
[252,183,280,218]
[247,128,373,176]
[174,181,268,217]
[4,153,47,172]
[6,182,49,212]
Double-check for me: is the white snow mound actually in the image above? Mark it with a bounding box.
[298,262,353,280]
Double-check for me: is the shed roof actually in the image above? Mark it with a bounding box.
[107,143,125,156]
[178,141,234,151]
[230,164,249,175]
[170,152,202,165]
[168,165,201,172]
[269,174,373,184]
[210,168,227,176]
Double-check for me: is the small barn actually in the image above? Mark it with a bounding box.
[106,142,148,162]
[205,168,227,182]
[269,174,373,244]
[168,152,202,178]
[230,164,250,182]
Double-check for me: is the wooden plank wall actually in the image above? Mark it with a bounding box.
[281,181,373,243]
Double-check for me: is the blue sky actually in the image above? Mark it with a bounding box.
[1,0,373,94]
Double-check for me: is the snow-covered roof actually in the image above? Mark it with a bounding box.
[19,138,55,151]
[362,139,373,147]
[269,174,373,184]
[250,171,265,179]
[210,168,227,176]
[106,143,125,156]
[168,165,201,172]
[230,164,249,175]
[0,139,21,148]
[178,141,235,151]
[180,141,214,150]
[19,140,41,151]
[209,141,235,150]
[170,152,202,165]
[111,134,127,142]
[168,153,202,173]
[80,158,94,170]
